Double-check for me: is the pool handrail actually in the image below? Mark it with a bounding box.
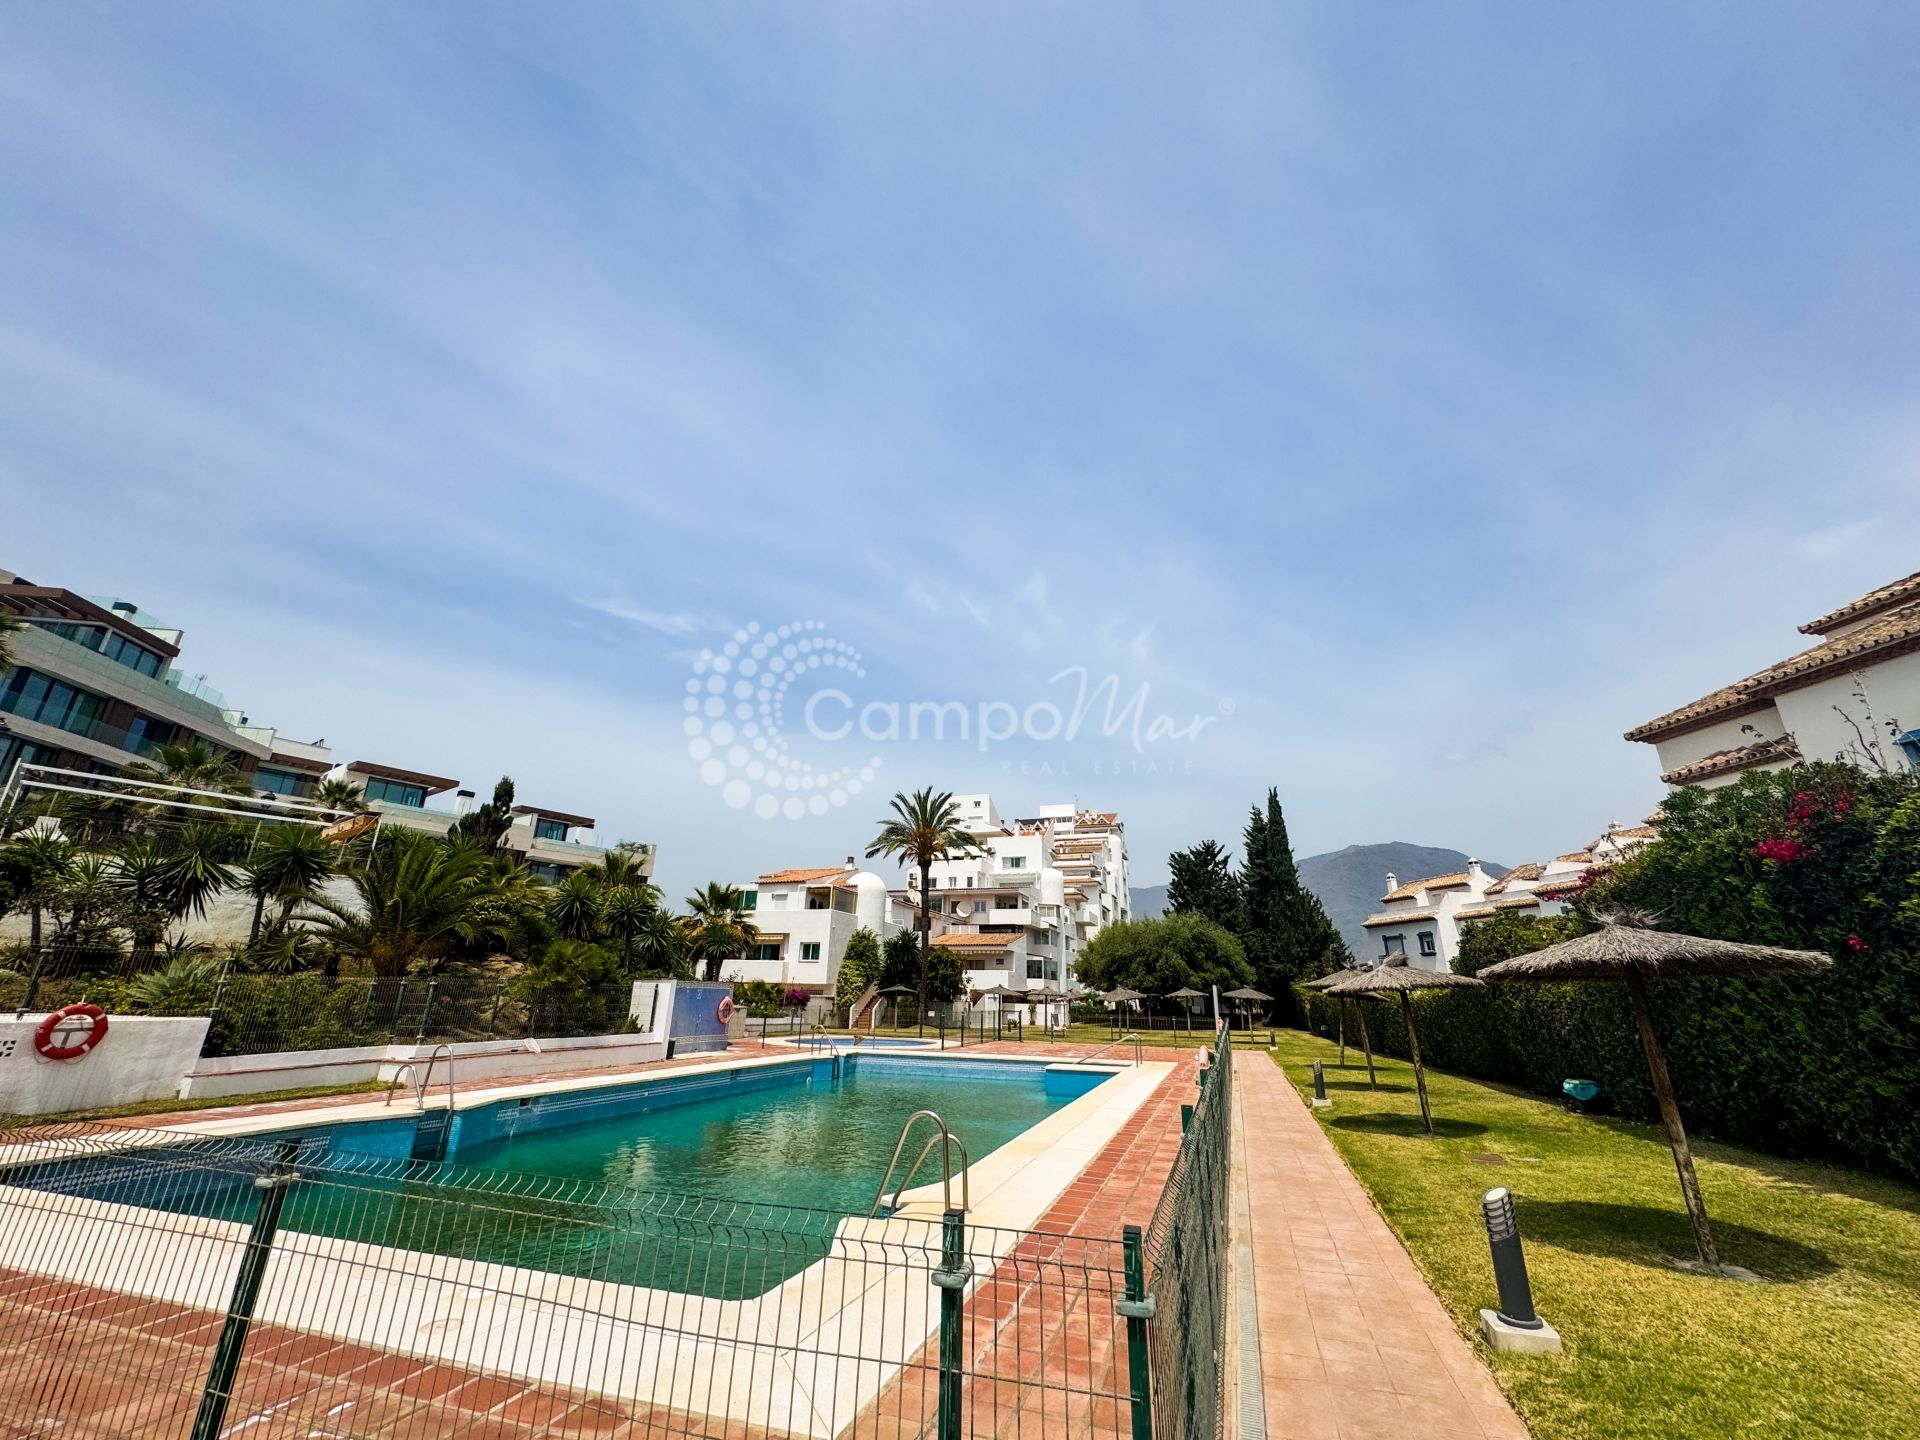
[1081,1031,1144,1067]
[871,1109,970,1216]
[383,1063,419,1107]
[417,1043,455,1111]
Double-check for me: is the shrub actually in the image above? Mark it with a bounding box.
[1296,762,1920,1183]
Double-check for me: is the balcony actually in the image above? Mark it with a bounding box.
[10,628,264,753]
[992,866,1038,885]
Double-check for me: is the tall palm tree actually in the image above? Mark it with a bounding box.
[866,789,981,1024]
[157,824,242,923]
[243,823,337,944]
[630,908,689,978]
[589,845,653,891]
[682,882,760,983]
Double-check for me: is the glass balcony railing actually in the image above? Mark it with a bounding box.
[12,627,238,728]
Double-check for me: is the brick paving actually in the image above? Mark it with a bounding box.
[1240,1051,1529,1440]
[0,1041,1199,1440]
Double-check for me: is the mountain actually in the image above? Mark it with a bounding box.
[1130,885,1168,919]
[1299,843,1505,961]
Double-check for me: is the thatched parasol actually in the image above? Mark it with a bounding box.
[1324,960,1481,1134]
[1304,968,1377,1087]
[1166,984,1206,1032]
[1103,987,1144,1005]
[1478,913,1831,1271]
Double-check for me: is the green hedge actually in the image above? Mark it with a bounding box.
[1295,764,1920,1186]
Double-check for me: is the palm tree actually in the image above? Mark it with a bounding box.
[2,831,73,954]
[600,881,662,969]
[302,830,501,977]
[243,823,337,944]
[313,778,368,813]
[629,908,689,978]
[156,824,242,923]
[589,845,654,891]
[682,882,760,983]
[545,871,605,942]
[129,739,250,795]
[865,788,980,1024]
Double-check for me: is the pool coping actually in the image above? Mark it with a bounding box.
[0,1047,1175,1437]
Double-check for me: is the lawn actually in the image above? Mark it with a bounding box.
[810,1020,1256,1050]
[1267,1029,1920,1440]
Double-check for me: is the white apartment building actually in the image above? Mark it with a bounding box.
[1626,570,1920,788]
[902,795,1131,1000]
[718,862,896,993]
[1362,822,1657,971]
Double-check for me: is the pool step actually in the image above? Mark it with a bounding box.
[411,1109,453,1162]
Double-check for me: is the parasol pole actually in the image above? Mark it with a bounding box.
[1356,1002,1376,1089]
[1624,969,1720,1269]
[1399,992,1433,1136]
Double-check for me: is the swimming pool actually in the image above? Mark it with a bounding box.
[9,1053,1115,1297]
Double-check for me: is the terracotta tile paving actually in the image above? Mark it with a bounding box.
[1240,1051,1530,1440]
[0,1041,1200,1440]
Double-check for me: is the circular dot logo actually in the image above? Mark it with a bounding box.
[683,621,882,820]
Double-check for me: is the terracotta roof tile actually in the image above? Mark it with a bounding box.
[931,932,1015,949]
[757,866,848,885]
[1659,736,1803,787]
[1381,872,1469,902]
[1456,905,1497,921]
[1493,895,1541,909]
[1363,910,1435,928]
[1799,570,1920,635]
[1626,596,1920,741]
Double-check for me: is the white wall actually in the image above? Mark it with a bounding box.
[178,1032,669,1100]
[0,1015,209,1114]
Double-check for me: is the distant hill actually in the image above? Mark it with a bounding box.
[1300,843,1505,960]
[1130,885,1168,919]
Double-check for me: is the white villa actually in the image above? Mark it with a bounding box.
[1626,569,1920,788]
[906,795,1131,1002]
[1362,822,1658,971]
[717,861,897,994]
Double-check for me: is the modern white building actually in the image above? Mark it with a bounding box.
[899,795,1131,1000]
[716,861,896,993]
[1626,570,1920,788]
[1362,822,1658,971]
[321,758,645,882]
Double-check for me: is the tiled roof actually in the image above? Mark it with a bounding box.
[1659,736,1803,787]
[1553,852,1592,864]
[1381,872,1469,902]
[1363,910,1435,928]
[1625,597,1920,741]
[1799,570,1920,635]
[757,867,848,885]
[931,932,1015,950]
[1485,862,1545,895]
[1493,895,1541,909]
[1456,906,1497,921]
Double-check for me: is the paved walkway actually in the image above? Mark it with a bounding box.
[1240,1052,1529,1440]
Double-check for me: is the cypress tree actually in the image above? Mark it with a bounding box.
[1236,788,1342,1015]
[1166,839,1240,928]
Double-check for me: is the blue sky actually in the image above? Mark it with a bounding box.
[4,4,1918,894]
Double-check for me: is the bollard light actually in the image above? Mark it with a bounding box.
[1309,1059,1331,1108]
[1477,1188,1561,1353]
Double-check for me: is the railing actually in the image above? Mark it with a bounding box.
[0,1123,1155,1439]
[1083,1030,1145,1066]
[871,1109,971,1216]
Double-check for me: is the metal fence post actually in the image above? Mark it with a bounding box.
[933,1207,971,1440]
[189,1143,299,1440]
[1120,1223,1156,1440]
[414,980,438,1042]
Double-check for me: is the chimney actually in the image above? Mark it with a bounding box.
[1467,857,1484,879]
[1385,871,1398,893]
[846,855,857,870]
[453,789,476,817]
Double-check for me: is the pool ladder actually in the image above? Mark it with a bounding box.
[870,1109,970,1217]
[384,1044,457,1161]
[1082,1031,1144,1067]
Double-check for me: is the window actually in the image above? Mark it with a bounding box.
[1382,934,1406,956]
[0,669,108,739]
[528,861,564,883]
[1899,730,1920,768]
[801,942,821,962]
[736,890,757,910]
[1002,856,1025,869]
[533,817,570,842]
[363,777,427,808]
[994,894,1021,910]
[0,737,59,779]
[1027,961,1045,979]
[750,942,783,963]
[807,889,829,910]
[1418,932,1437,957]
[254,767,302,796]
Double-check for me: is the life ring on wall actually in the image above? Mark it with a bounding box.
[715,996,737,1025]
[34,1004,109,1062]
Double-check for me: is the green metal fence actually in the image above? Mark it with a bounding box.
[0,1041,1234,1438]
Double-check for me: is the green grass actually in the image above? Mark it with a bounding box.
[1267,1030,1920,1440]
[0,1080,389,1130]
[811,1020,1253,1050]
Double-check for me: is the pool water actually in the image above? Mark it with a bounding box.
[16,1056,1101,1298]
[452,1059,1059,1214]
